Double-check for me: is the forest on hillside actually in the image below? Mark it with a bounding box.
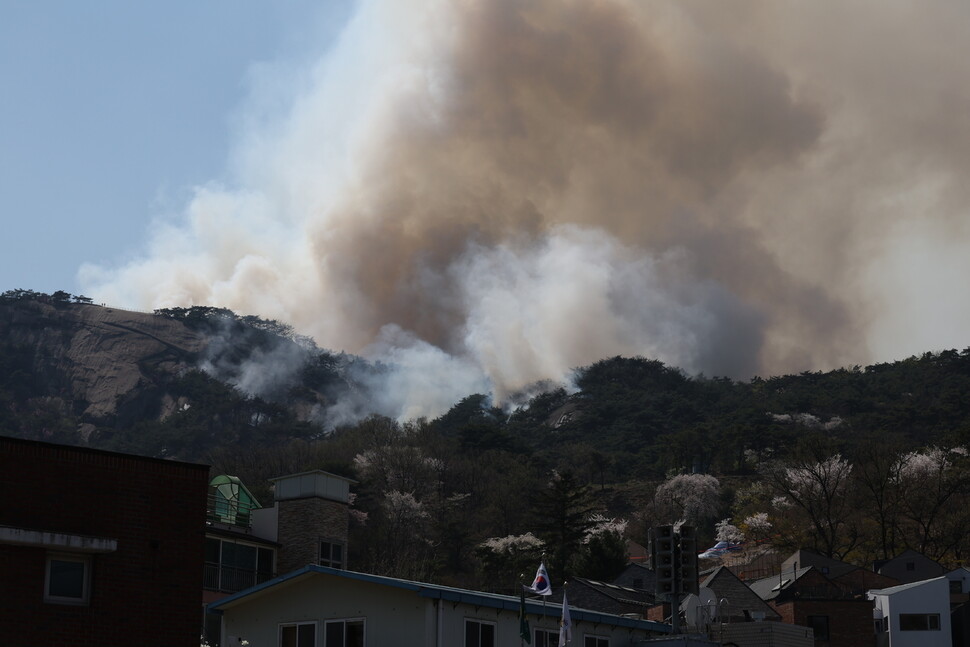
[4,290,970,590]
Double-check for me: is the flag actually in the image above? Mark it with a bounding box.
[519,587,531,644]
[524,562,552,596]
[559,589,572,646]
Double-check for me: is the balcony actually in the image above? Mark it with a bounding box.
[204,562,275,593]
[206,492,259,530]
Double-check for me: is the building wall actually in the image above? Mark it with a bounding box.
[219,575,431,647]
[219,571,665,647]
[832,569,897,594]
[276,496,349,574]
[877,552,943,585]
[715,621,814,647]
[875,578,952,647]
[0,437,209,647]
[772,598,875,647]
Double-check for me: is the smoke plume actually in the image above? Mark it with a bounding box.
[81,1,970,419]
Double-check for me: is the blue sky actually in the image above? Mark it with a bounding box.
[3,1,970,405]
[0,1,353,296]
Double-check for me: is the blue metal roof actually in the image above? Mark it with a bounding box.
[208,564,670,634]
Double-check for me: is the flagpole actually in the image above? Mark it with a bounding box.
[520,573,525,647]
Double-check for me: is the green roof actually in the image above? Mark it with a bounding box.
[208,475,260,526]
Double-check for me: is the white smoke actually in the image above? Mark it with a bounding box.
[81,0,970,421]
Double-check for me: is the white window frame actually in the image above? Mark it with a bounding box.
[319,540,345,569]
[534,627,560,647]
[899,613,941,631]
[279,620,317,647]
[44,552,91,605]
[464,618,496,647]
[584,634,610,647]
[323,617,365,647]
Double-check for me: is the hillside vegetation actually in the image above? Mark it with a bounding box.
[4,289,970,589]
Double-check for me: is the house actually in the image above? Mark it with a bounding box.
[782,550,859,580]
[700,565,781,623]
[544,576,655,616]
[203,469,355,646]
[207,564,672,647]
[868,576,952,647]
[875,549,945,585]
[0,436,210,647]
[945,567,970,602]
[613,561,657,593]
[749,565,877,647]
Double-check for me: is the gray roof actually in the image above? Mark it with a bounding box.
[209,564,670,634]
[781,549,857,579]
[700,565,780,620]
[868,576,947,597]
[747,566,814,601]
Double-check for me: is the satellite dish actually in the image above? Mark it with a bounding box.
[682,593,701,629]
[699,587,718,623]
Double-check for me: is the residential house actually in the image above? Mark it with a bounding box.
[203,469,355,646]
[208,564,672,647]
[749,565,877,647]
[614,561,657,593]
[543,577,655,617]
[0,436,210,647]
[876,549,945,585]
[944,568,970,647]
[700,565,781,623]
[781,550,859,581]
[868,576,952,647]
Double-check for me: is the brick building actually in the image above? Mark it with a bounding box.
[749,563,898,647]
[0,436,210,646]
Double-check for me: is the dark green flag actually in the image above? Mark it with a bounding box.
[519,587,531,644]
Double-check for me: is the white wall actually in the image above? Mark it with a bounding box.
[219,572,665,647]
[875,577,951,647]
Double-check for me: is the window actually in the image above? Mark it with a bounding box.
[905,561,916,571]
[584,636,609,647]
[205,537,275,592]
[320,541,345,569]
[900,613,941,631]
[325,619,364,647]
[807,615,830,641]
[465,619,495,647]
[45,554,90,605]
[950,580,963,594]
[535,628,559,647]
[280,622,316,647]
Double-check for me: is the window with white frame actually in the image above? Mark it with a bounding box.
[465,619,495,647]
[45,553,90,605]
[280,621,316,647]
[900,613,941,631]
[319,540,345,569]
[584,635,610,647]
[325,618,364,647]
[534,628,559,647]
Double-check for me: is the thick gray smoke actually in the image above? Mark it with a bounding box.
[82,1,970,419]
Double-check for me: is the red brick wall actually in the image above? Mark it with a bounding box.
[771,599,876,647]
[0,437,209,647]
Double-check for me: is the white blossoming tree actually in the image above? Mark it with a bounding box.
[651,473,721,528]
[764,451,858,558]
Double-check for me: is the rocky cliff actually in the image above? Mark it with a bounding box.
[0,299,207,428]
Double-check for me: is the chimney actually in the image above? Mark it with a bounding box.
[271,470,356,575]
